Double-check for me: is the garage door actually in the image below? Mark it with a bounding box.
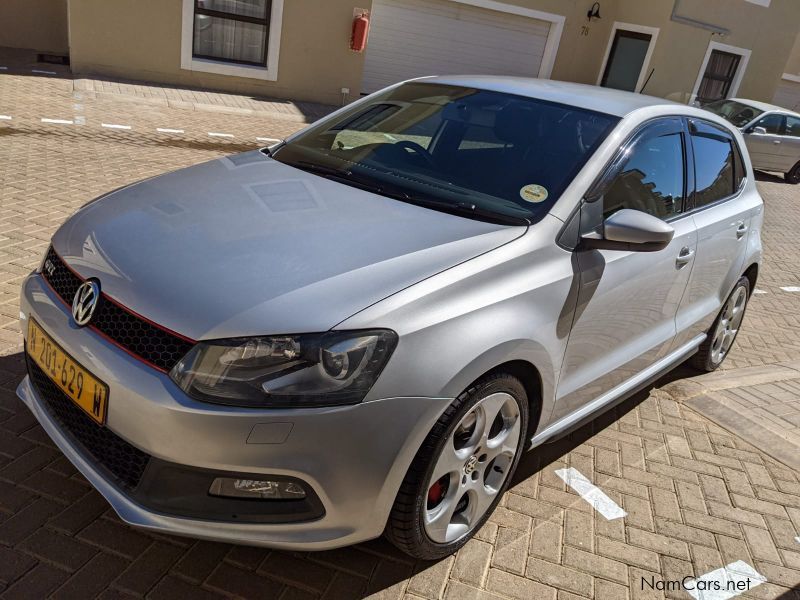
[773,80,800,112]
[362,0,552,94]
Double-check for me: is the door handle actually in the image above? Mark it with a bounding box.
[736,222,748,239]
[676,247,694,266]
[773,140,782,144]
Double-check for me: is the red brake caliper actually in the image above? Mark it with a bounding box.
[428,480,444,505]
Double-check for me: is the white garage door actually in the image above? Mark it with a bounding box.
[773,80,800,112]
[362,0,552,94]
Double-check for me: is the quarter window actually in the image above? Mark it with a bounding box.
[690,121,737,207]
[193,0,272,66]
[602,133,685,220]
[752,114,784,135]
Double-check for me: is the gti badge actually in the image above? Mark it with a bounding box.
[72,279,101,326]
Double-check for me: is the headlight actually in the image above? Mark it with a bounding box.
[169,329,398,408]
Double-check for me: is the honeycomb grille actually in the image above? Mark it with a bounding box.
[26,355,150,491]
[41,247,195,372]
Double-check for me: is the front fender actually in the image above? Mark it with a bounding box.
[439,338,555,435]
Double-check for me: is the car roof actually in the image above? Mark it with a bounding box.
[416,75,683,117]
[729,97,800,117]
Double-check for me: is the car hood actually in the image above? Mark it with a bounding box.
[52,151,525,340]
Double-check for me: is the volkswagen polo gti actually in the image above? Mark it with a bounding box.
[18,77,762,559]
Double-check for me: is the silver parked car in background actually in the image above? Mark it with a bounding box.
[704,97,800,183]
[18,77,762,559]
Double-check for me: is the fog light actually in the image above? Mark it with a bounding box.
[208,477,306,500]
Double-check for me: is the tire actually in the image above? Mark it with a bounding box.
[385,372,529,560]
[784,162,800,184]
[690,276,750,372]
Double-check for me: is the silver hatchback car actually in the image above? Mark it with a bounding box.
[18,77,762,559]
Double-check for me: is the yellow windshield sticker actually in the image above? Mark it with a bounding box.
[520,184,548,203]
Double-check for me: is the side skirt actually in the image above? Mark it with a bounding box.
[529,334,706,449]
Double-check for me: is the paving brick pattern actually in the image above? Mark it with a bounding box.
[1,69,800,598]
[721,169,800,371]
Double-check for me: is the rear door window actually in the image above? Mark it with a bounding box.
[690,120,738,207]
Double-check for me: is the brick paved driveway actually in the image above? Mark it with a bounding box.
[1,69,800,599]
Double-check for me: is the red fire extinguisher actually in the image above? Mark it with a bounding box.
[350,13,370,52]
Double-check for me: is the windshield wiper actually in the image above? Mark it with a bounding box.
[288,160,529,226]
[453,202,530,226]
[289,160,353,178]
[378,188,530,227]
[289,160,402,197]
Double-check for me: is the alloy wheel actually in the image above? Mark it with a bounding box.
[710,285,747,364]
[423,392,522,544]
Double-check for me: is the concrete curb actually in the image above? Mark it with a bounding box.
[663,362,800,471]
[684,392,800,471]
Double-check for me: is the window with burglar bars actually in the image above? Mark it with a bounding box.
[697,50,741,104]
[192,0,272,67]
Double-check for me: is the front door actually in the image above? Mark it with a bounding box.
[600,29,653,92]
[743,113,786,171]
[554,118,696,421]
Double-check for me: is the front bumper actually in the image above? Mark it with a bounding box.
[18,272,450,549]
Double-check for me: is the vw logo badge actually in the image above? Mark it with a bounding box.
[464,455,478,475]
[72,279,101,327]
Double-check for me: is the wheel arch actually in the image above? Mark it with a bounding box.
[453,358,546,441]
[482,360,543,439]
[743,262,759,293]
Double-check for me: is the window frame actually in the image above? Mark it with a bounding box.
[696,50,741,104]
[691,41,751,105]
[191,0,272,67]
[686,117,747,212]
[596,22,660,93]
[180,0,284,82]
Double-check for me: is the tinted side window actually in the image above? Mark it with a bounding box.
[691,121,735,207]
[753,114,784,135]
[785,116,800,138]
[603,133,685,220]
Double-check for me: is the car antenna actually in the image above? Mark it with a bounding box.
[638,68,655,94]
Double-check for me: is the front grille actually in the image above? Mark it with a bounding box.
[26,356,150,491]
[41,247,195,371]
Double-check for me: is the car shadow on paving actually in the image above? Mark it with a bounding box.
[512,363,700,488]
[755,170,791,184]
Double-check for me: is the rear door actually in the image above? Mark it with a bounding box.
[675,119,757,348]
[743,112,786,171]
[777,115,800,173]
[554,118,697,421]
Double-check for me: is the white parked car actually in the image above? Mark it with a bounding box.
[704,98,800,183]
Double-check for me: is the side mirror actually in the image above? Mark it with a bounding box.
[751,126,767,135]
[579,209,675,252]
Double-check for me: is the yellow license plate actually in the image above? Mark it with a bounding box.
[27,318,109,425]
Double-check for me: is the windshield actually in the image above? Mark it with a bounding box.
[270,82,619,224]
[703,99,763,128]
